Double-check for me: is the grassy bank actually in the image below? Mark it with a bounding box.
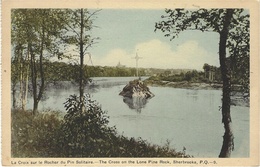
[144,74,247,92]
[12,109,191,158]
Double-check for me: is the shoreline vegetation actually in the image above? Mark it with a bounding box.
[144,76,249,107]
[12,109,191,158]
[145,79,223,90]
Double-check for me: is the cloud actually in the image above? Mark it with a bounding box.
[92,39,219,70]
[93,49,133,67]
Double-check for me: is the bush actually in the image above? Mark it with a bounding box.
[60,94,117,157]
[11,109,64,157]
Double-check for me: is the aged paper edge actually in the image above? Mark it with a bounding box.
[1,0,259,166]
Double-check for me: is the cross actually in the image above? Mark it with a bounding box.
[133,52,142,78]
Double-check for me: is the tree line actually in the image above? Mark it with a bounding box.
[12,61,146,82]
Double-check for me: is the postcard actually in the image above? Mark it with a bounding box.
[2,0,259,166]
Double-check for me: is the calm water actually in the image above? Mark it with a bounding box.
[26,77,249,158]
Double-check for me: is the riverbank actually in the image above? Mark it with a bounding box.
[144,79,249,107]
[11,109,191,158]
[145,80,222,90]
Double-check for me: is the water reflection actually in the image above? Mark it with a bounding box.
[87,84,101,93]
[186,90,199,101]
[122,97,149,113]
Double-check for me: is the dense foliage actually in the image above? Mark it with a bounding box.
[11,61,147,82]
[61,94,115,157]
[43,61,146,80]
[147,70,206,83]
[146,66,223,84]
[11,110,64,157]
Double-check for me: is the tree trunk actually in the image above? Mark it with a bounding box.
[12,84,17,109]
[19,47,26,110]
[218,9,234,158]
[22,47,30,110]
[18,47,24,108]
[79,9,84,104]
[29,44,38,115]
[37,26,45,106]
[29,24,46,114]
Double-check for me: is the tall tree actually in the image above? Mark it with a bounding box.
[58,9,100,104]
[12,9,66,114]
[11,10,31,110]
[155,9,249,157]
[11,57,19,109]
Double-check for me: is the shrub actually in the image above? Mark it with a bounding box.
[61,94,117,157]
[11,109,64,157]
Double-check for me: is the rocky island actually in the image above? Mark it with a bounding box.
[119,79,154,99]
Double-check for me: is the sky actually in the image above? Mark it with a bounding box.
[68,9,221,71]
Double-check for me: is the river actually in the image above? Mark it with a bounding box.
[26,77,249,158]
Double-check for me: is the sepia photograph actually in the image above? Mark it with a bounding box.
[2,0,259,166]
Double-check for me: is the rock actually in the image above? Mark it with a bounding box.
[119,79,154,99]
